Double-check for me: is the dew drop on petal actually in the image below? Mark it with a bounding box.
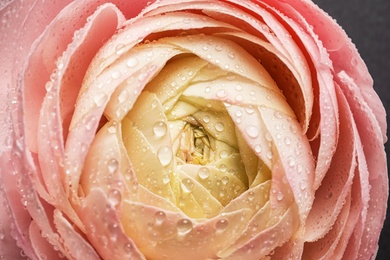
[162,174,171,184]
[216,89,227,98]
[221,176,229,185]
[111,70,121,79]
[245,125,259,138]
[108,189,122,206]
[274,111,282,119]
[93,93,107,107]
[157,146,173,167]
[276,191,284,201]
[254,144,262,154]
[215,218,229,232]
[203,115,210,123]
[245,106,255,114]
[176,219,193,235]
[124,243,133,253]
[108,159,119,173]
[127,57,139,68]
[153,121,167,137]
[118,89,129,104]
[181,178,194,193]
[155,211,166,225]
[220,150,229,159]
[248,191,255,201]
[116,44,126,55]
[284,137,291,146]
[215,122,225,132]
[198,167,210,180]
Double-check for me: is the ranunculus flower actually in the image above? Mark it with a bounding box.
[0,0,387,259]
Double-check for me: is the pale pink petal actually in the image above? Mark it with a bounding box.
[337,71,387,258]
[305,85,356,241]
[79,189,145,260]
[53,210,100,260]
[29,221,63,260]
[37,3,125,224]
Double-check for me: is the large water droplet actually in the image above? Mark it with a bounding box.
[108,189,122,206]
[118,89,129,104]
[215,122,225,132]
[245,125,259,138]
[215,218,229,232]
[162,174,170,184]
[108,159,119,173]
[181,178,194,193]
[177,219,193,235]
[198,167,210,180]
[93,93,107,107]
[157,146,173,167]
[155,211,166,225]
[221,176,229,185]
[153,121,167,137]
[127,57,139,68]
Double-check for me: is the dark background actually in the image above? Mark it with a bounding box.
[312,0,390,259]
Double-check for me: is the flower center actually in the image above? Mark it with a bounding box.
[176,118,212,165]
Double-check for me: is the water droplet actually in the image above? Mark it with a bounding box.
[290,125,297,134]
[202,45,209,51]
[216,89,227,98]
[219,164,227,172]
[245,106,255,114]
[205,87,211,93]
[127,57,139,68]
[288,157,296,167]
[162,174,170,184]
[215,218,229,231]
[284,137,291,146]
[93,93,107,107]
[181,178,194,193]
[221,176,229,185]
[235,95,243,102]
[118,89,129,104]
[248,191,255,201]
[266,151,273,160]
[274,111,282,119]
[254,144,262,154]
[203,115,210,123]
[124,243,133,253]
[246,125,259,138]
[155,211,166,225]
[198,167,210,180]
[220,150,229,159]
[228,52,235,59]
[215,122,225,132]
[276,191,284,201]
[108,189,122,206]
[153,121,167,137]
[157,146,173,167]
[116,44,126,55]
[111,70,121,79]
[177,219,193,235]
[325,192,333,199]
[108,159,119,173]
[299,180,307,190]
[138,72,148,82]
[215,45,223,52]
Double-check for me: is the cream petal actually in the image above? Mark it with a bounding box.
[122,200,252,260]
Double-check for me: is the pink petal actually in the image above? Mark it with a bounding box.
[79,189,145,260]
[337,71,387,258]
[305,85,356,242]
[53,210,100,259]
